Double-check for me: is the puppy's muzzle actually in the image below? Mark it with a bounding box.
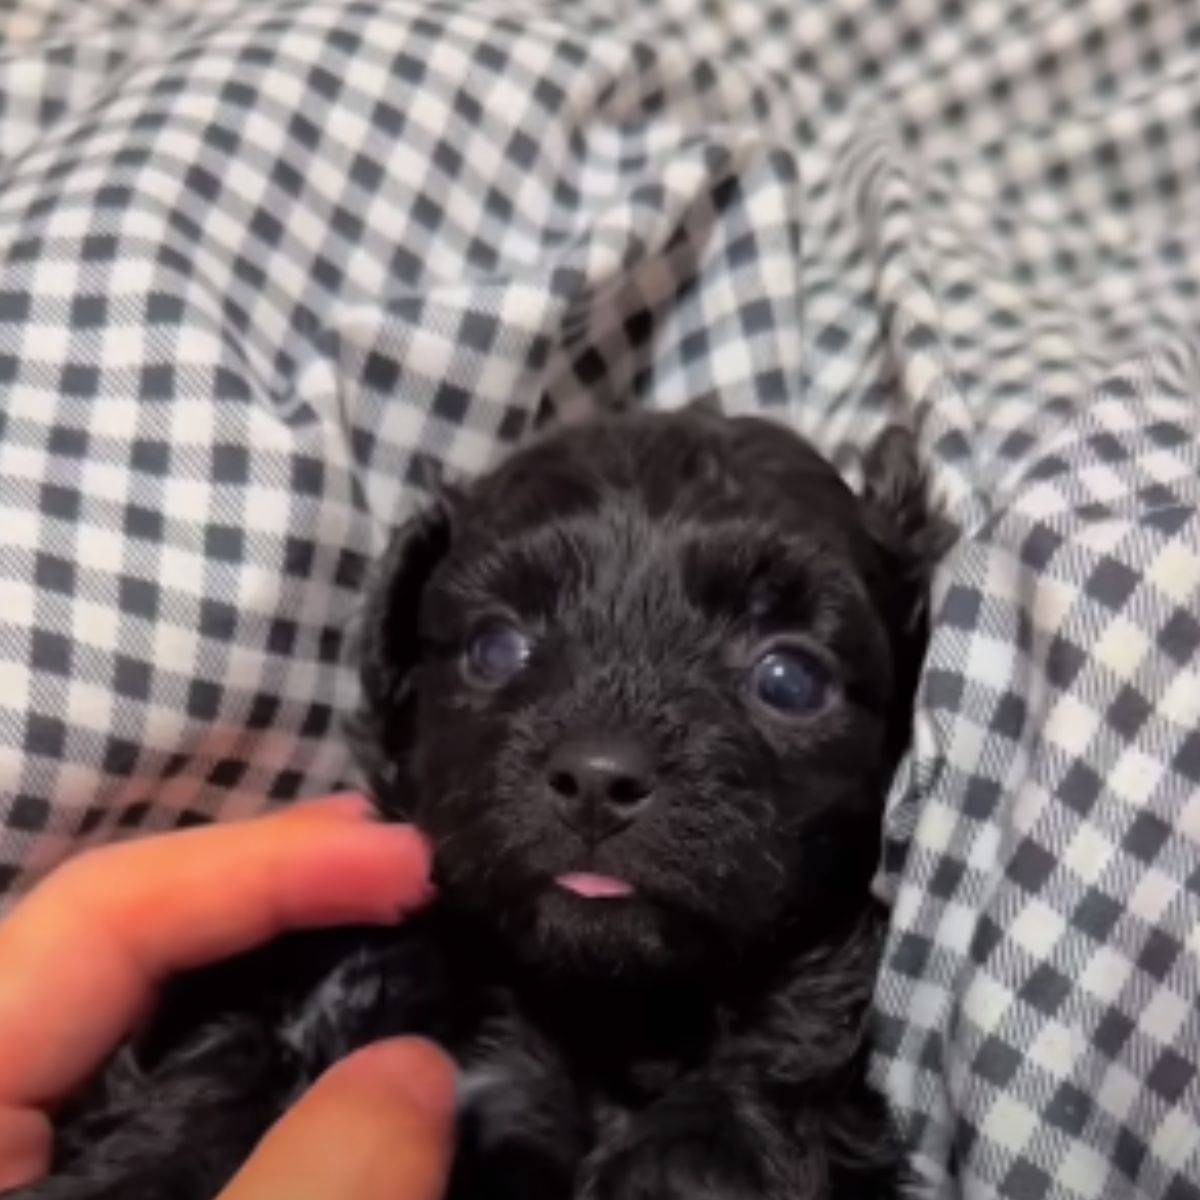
[545,733,656,843]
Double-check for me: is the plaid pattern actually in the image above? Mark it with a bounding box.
[2,0,1199,1196]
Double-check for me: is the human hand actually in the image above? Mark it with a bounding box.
[0,795,455,1199]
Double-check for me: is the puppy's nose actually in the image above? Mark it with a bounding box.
[546,735,656,834]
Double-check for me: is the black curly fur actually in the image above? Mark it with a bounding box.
[7,408,951,1200]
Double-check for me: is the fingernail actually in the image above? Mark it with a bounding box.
[395,872,437,917]
[347,1040,458,1122]
[286,793,373,822]
[359,795,388,821]
[341,792,377,817]
[397,1045,459,1122]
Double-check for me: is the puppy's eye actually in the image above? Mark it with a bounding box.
[464,621,531,686]
[749,647,829,717]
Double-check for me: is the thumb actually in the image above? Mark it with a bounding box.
[217,1039,456,1200]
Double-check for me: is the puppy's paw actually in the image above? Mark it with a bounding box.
[580,1086,767,1200]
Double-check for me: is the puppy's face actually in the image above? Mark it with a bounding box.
[356,410,947,980]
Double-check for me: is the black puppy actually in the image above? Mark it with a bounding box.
[11,407,950,1200]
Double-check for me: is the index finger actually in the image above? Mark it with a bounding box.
[0,796,431,1110]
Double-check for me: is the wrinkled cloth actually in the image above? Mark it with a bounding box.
[2,1,1200,1196]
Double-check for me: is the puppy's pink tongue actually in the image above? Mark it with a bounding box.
[556,872,634,899]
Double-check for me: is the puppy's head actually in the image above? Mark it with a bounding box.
[354,409,950,981]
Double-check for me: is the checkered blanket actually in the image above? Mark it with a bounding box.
[2,0,1199,1195]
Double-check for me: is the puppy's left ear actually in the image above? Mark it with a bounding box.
[858,426,954,628]
[349,493,458,811]
[857,427,955,738]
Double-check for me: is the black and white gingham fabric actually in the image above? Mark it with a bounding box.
[3,0,1200,1195]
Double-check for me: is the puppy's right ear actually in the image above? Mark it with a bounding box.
[351,497,455,809]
